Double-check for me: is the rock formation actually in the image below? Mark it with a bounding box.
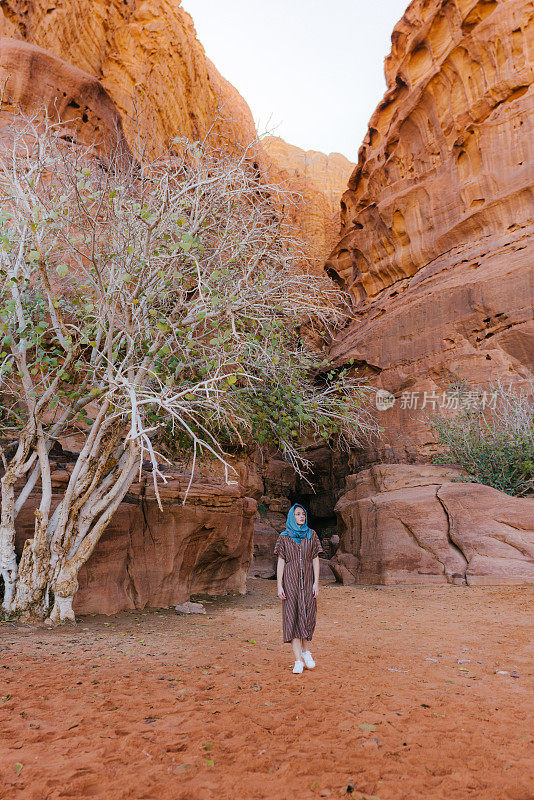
[14,470,256,615]
[262,136,354,267]
[331,464,534,585]
[325,0,534,462]
[322,0,534,586]
[0,37,131,159]
[0,0,257,154]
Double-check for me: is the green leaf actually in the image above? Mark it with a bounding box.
[13,762,23,774]
[56,263,69,277]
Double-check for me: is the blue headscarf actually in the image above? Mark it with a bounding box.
[281,504,312,545]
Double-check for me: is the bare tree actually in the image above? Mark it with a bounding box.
[0,113,376,621]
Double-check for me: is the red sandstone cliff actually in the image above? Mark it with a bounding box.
[0,1,344,266]
[323,0,534,586]
[325,0,534,462]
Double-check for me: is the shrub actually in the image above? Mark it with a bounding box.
[428,379,534,496]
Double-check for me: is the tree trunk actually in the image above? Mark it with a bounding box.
[5,441,140,622]
[1,474,22,613]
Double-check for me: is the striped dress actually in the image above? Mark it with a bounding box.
[274,530,324,643]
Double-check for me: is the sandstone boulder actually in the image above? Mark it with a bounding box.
[332,464,534,585]
[175,601,206,614]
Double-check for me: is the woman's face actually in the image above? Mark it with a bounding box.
[294,507,306,526]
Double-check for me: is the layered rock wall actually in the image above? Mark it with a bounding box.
[14,473,256,615]
[326,0,534,461]
[0,1,346,267]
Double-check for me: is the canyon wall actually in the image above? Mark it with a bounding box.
[326,0,534,462]
[323,0,534,586]
[0,1,344,265]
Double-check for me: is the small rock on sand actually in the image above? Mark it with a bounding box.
[175,601,206,614]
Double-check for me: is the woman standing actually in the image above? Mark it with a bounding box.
[274,504,324,673]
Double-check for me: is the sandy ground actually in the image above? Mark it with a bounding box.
[0,578,533,800]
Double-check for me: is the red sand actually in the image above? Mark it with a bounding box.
[1,578,533,800]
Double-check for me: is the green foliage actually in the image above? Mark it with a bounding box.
[428,381,534,496]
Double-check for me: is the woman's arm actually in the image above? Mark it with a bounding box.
[312,556,319,598]
[277,557,286,599]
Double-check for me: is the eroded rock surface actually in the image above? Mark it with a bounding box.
[0,0,257,153]
[326,0,534,461]
[332,464,534,585]
[14,473,256,615]
[0,37,130,157]
[0,2,349,275]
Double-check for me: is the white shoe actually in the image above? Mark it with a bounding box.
[302,649,315,669]
[292,658,304,674]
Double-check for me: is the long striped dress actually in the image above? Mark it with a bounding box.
[274,530,324,643]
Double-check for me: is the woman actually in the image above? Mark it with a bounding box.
[274,504,324,673]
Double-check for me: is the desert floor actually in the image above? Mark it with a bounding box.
[1,578,533,800]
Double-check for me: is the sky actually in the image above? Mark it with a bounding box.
[183,0,410,161]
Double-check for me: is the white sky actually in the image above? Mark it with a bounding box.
[182,0,410,161]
